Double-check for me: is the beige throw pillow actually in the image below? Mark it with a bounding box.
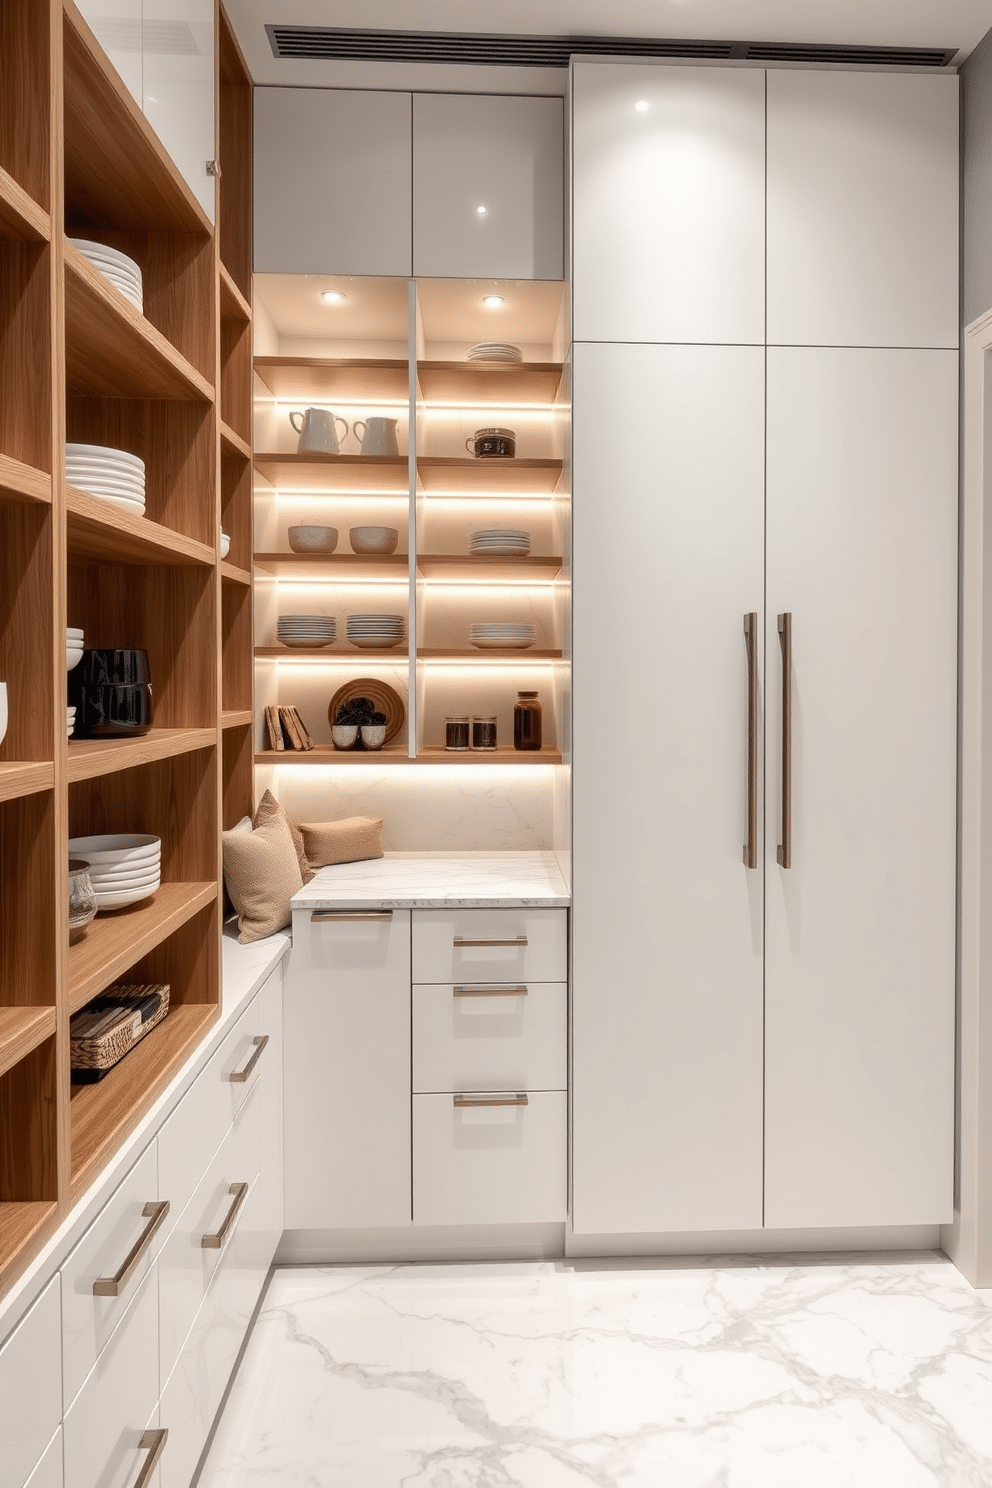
[300,816,384,868]
[222,809,303,943]
[253,788,314,883]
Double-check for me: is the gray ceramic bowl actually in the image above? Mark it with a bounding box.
[331,724,358,749]
[288,525,338,553]
[349,526,399,555]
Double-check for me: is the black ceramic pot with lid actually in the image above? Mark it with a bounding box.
[69,648,153,737]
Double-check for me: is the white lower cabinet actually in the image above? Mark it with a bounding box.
[255,966,284,1271]
[0,1275,62,1488]
[413,982,567,1093]
[23,1431,63,1488]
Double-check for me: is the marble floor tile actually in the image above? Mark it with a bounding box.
[197,1254,992,1487]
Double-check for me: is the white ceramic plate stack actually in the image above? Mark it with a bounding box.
[66,626,84,671]
[467,342,523,364]
[66,444,145,517]
[470,528,531,557]
[470,622,537,651]
[220,530,231,560]
[277,614,336,649]
[69,238,143,312]
[67,834,162,911]
[346,613,405,650]
[66,706,76,739]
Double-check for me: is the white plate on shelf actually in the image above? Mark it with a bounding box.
[69,239,142,275]
[91,871,162,894]
[68,833,161,863]
[66,474,145,496]
[350,638,404,649]
[85,494,145,516]
[93,882,160,911]
[470,638,537,649]
[66,443,144,470]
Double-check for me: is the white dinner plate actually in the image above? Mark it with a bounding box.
[66,443,145,470]
[93,883,160,911]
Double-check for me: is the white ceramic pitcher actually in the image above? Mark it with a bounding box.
[289,407,349,455]
[354,417,399,457]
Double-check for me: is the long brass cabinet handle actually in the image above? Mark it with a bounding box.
[134,1429,168,1488]
[201,1181,249,1249]
[743,612,758,869]
[453,936,528,948]
[453,985,529,998]
[228,1034,269,1083]
[454,1093,529,1108]
[92,1200,170,1297]
[778,612,792,869]
[311,910,392,922]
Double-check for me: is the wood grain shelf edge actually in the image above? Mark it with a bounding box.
[0,167,51,242]
[0,1008,57,1080]
[68,882,217,1014]
[66,487,215,567]
[67,729,217,783]
[0,453,53,506]
[222,711,253,729]
[219,262,251,324]
[0,761,55,803]
[220,419,251,461]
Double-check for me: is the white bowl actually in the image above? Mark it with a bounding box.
[220,532,231,560]
[68,833,161,864]
[349,526,399,555]
[66,649,83,671]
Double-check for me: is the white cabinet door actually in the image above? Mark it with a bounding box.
[254,88,412,275]
[0,1276,62,1488]
[570,342,766,1236]
[23,1430,63,1488]
[74,2,142,104]
[571,62,765,346]
[764,348,957,1228]
[413,94,563,279]
[284,909,412,1229]
[255,964,284,1273]
[767,71,958,350]
[142,0,215,222]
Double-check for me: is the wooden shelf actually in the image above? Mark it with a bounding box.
[0,762,54,804]
[255,552,408,578]
[63,1,211,234]
[254,452,409,493]
[68,882,217,1015]
[418,746,562,764]
[418,458,563,494]
[70,1003,218,1201]
[64,244,213,402]
[0,166,50,242]
[418,361,563,406]
[0,453,52,506]
[419,555,563,581]
[256,646,407,661]
[0,1204,58,1297]
[419,648,563,660]
[66,486,215,567]
[0,1008,56,1080]
[222,710,253,730]
[219,262,251,325]
[220,419,251,462]
[221,561,251,586]
[254,357,408,402]
[255,746,561,766]
[67,729,216,784]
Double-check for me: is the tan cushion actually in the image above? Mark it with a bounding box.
[253,788,314,883]
[222,810,303,943]
[300,816,384,868]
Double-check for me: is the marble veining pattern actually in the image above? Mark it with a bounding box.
[197,1255,992,1487]
[291,850,570,909]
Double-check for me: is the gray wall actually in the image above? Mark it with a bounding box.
[963,25,992,325]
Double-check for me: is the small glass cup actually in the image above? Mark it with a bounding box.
[472,716,498,751]
[445,716,471,751]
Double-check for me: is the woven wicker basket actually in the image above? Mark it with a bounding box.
[70,983,170,1083]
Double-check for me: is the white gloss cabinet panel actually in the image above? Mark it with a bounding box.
[255,967,284,1273]
[413,982,567,1093]
[413,1091,567,1225]
[284,910,412,1229]
[413,94,563,280]
[254,88,413,275]
[73,1,142,104]
[570,342,765,1236]
[142,0,215,221]
[763,348,957,1228]
[411,908,566,986]
[23,1431,62,1488]
[571,62,765,345]
[766,70,958,349]
[0,1276,62,1488]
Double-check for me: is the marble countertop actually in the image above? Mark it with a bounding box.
[291,851,570,910]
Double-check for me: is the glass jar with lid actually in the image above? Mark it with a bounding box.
[513,692,542,751]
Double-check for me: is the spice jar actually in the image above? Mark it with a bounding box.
[445,716,471,751]
[472,715,497,751]
[513,691,542,751]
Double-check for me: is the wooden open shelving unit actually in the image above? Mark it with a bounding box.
[0,0,254,1300]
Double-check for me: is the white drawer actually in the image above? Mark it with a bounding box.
[413,1090,567,1226]
[24,1429,62,1488]
[61,1143,161,1411]
[413,982,567,1094]
[412,909,567,986]
[63,1267,160,1488]
[157,998,264,1231]
[0,1275,62,1488]
[159,1080,260,1382]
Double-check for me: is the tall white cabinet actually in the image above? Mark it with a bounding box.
[570,61,959,1237]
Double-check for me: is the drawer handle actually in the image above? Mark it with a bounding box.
[311,910,393,922]
[92,1200,170,1297]
[134,1428,168,1488]
[454,1093,529,1108]
[453,936,528,948]
[228,1034,269,1083]
[201,1181,249,1249]
[453,985,529,998]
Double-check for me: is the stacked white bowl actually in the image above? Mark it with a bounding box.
[67,834,161,911]
[69,238,143,312]
[346,613,405,650]
[66,706,76,739]
[470,622,537,650]
[66,444,145,517]
[467,342,523,363]
[220,530,231,560]
[66,626,84,671]
[277,614,336,649]
[470,528,531,556]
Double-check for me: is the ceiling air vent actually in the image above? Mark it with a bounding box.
[265,26,957,70]
[88,17,200,56]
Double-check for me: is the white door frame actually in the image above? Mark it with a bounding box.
[944,307,992,1284]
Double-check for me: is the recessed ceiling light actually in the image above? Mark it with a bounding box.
[482,294,504,309]
[321,290,346,304]
[634,100,650,113]
[476,205,487,216]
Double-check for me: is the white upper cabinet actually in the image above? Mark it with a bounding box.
[75,1,142,105]
[142,0,216,222]
[571,62,766,345]
[767,70,959,349]
[412,94,563,279]
[254,88,413,275]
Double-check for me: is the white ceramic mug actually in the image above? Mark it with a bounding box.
[0,682,7,746]
[354,417,399,458]
[289,407,349,455]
